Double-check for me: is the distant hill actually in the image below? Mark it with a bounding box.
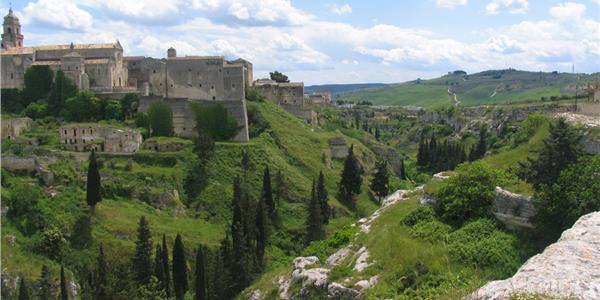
[305,83,388,94]
[336,70,600,108]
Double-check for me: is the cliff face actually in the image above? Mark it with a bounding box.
[472,211,600,300]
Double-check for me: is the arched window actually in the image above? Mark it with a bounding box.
[7,27,11,34]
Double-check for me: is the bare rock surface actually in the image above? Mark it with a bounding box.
[472,211,600,300]
[328,282,361,300]
[327,244,353,266]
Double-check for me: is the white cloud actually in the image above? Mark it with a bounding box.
[332,4,352,15]
[549,2,586,20]
[22,0,93,30]
[82,0,181,19]
[436,0,468,9]
[485,0,529,15]
[190,0,312,25]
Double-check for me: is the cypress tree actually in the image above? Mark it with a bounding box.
[39,265,54,300]
[427,134,438,172]
[71,213,92,249]
[375,127,380,141]
[161,235,171,297]
[306,180,325,242]
[215,235,233,300]
[18,277,29,300]
[262,166,275,221]
[172,234,188,300]
[60,266,68,300]
[154,244,164,289]
[132,216,153,285]
[86,150,102,212]
[399,159,407,180]
[370,158,390,201]
[316,171,329,224]
[475,126,487,159]
[96,245,108,300]
[241,149,251,174]
[416,132,426,168]
[338,145,362,205]
[194,246,206,300]
[255,195,267,269]
[273,169,288,204]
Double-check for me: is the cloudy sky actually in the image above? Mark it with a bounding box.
[4,0,600,84]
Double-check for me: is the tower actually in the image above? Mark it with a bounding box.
[1,8,24,49]
[167,47,176,58]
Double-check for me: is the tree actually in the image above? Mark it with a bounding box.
[469,126,488,161]
[273,169,288,203]
[70,213,92,249]
[316,171,329,224]
[306,180,325,242]
[338,145,362,205]
[95,245,108,300]
[133,216,153,285]
[48,70,77,116]
[64,92,101,122]
[241,149,252,174]
[1,88,23,113]
[370,158,390,201]
[192,102,239,141]
[148,101,174,137]
[194,246,206,300]
[154,245,164,291]
[518,118,583,190]
[262,166,275,221]
[103,100,123,121]
[269,71,289,83]
[39,266,54,300]
[183,160,209,200]
[161,235,171,297]
[22,65,53,107]
[533,156,600,243]
[399,159,407,180]
[172,234,188,300]
[255,195,267,269]
[60,266,68,300]
[121,93,139,119]
[375,127,381,141]
[193,130,215,160]
[18,276,29,300]
[86,150,102,211]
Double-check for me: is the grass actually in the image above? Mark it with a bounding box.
[343,83,452,108]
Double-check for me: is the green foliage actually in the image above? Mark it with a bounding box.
[317,171,329,224]
[511,113,547,146]
[133,216,154,285]
[246,88,266,102]
[370,158,390,201]
[104,100,124,121]
[533,155,600,243]
[468,126,488,161]
[448,219,520,277]
[434,162,507,226]
[86,150,102,208]
[518,118,583,190]
[121,93,140,119]
[22,65,53,107]
[247,103,270,138]
[23,101,48,119]
[39,265,55,300]
[172,234,188,300]
[400,206,436,227]
[306,180,325,242]
[408,220,451,243]
[138,277,169,300]
[269,71,289,83]
[18,277,30,300]
[34,227,67,260]
[339,145,362,205]
[48,70,78,116]
[194,246,207,300]
[302,225,354,261]
[191,102,239,141]
[60,266,68,300]
[148,101,174,137]
[70,213,92,249]
[5,181,47,235]
[136,112,151,129]
[64,92,101,121]
[1,88,23,113]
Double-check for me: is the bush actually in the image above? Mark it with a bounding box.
[448,219,520,276]
[148,101,174,137]
[64,92,101,121]
[246,88,265,102]
[191,102,239,141]
[23,101,48,119]
[71,213,92,249]
[34,227,67,260]
[434,162,507,226]
[302,226,355,261]
[104,100,124,121]
[400,206,436,227]
[408,220,451,243]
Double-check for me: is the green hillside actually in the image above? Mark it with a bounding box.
[1,101,383,296]
[341,70,600,108]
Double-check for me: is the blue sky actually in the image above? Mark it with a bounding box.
[4,0,600,84]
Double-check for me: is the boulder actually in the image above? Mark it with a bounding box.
[353,247,371,272]
[328,282,361,300]
[472,211,600,300]
[293,256,320,270]
[354,275,379,290]
[291,267,329,288]
[327,244,353,266]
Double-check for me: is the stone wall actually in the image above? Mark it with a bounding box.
[59,125,142,153]
[254,80,305,106]
[280,104,317,125]
[1,117,32,140]
[1,156,54,186]
[583,135,600,154]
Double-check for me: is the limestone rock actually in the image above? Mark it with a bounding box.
[472,211,600,300]
[293,256,320,270]
[327,244,353,266]
[291,267,330,288]
[354,275,379,290]
[248,289,263,300]
[278,276,291,300]
[328,282,361,300]
[353,247,371,272]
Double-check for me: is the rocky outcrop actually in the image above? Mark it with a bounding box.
[472,211,600,300]
[492,187,536,230]
[2,156,55,186]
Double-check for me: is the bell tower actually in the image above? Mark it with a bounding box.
[2,8,24,49]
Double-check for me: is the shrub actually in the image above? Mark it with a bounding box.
[148,101,174,137]
[71,213,92,249]
[34,227,67,260]
[23,101,48,119]
[64,92,101,121]
[400,206,436,227]
[191,102,239,141]
[408,220,451,243]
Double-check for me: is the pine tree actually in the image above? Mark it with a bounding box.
[427,134,438,172]
[133,216,153,285]
[262,166,275,221]
[255,195,267,269]
[316,171,329,224]
[518,118,583,190]
[60,266,68,300]
[172,234,188,300]
[96,245,108,300]
[475,126,488,159]
[370,158,390,201]
[306,180,325,242]
[375,127,381,141]
[161,235,171,297]
[194,246,206,300]
[215,235,233,300]
[86,150,102,212]
[338,145,362,205]
[18,276,29,300]
[39,265,54,300]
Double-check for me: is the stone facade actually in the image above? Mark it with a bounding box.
[1,117,32,140]
[305,92,333,106]
[59,125,142,153]
[138,96,249,142]
[254,79,305,105]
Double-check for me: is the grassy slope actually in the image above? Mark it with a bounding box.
[341,70,599,108]
[1,101,380,289]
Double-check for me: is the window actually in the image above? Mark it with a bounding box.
[212,96,216,100]
[232,83,235,88]
[133,62,136,66]
[153,69,156,73]
[7,27,11,34]
[10,73,13,79]
[211,85,214,89]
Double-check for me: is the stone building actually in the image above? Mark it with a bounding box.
[59,124,142,153]
[1,117,32,140]
[305,92,333,106]
[253,79,318,124]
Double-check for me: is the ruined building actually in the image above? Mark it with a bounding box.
[60,124,143,153]
[253,79,317,125]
